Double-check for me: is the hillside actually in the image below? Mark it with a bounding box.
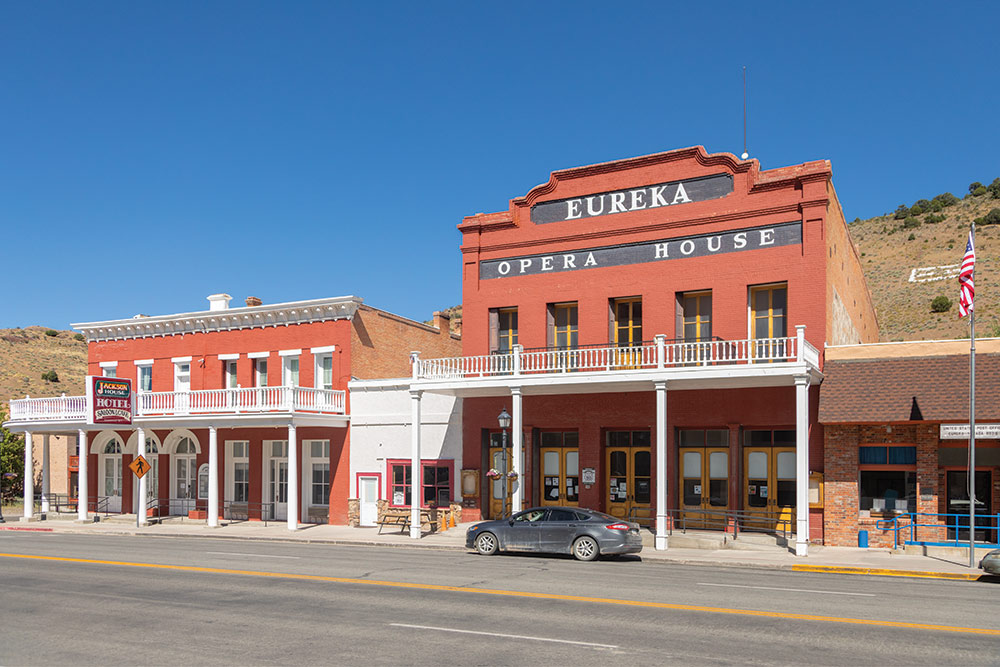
[0,327,88,404]
[848,187,1000,341]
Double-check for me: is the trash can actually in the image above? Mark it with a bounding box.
[858,529,869,548]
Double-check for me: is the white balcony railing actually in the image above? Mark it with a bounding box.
[7,386,346,423]
[413,328,819,382]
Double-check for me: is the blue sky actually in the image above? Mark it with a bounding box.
[3,2,998,330]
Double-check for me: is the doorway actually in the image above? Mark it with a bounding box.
[358,475,380,527]
[539,432,579,507]
[487,432,526,519]
[265,441,289,521]
[605,430,651,521]
[98,438,123,513]
[744,447,796,532]
[170,436,198,515]
[947,470,994,542]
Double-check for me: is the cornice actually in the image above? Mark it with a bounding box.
[73,296,364,343]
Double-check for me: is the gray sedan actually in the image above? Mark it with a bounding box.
[466,506,643,561]
[980,549,1000,575]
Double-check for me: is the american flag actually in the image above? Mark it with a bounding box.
[958,231,975,317]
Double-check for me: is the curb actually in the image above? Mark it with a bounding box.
[791,563,986,581]
[0,526,55,532]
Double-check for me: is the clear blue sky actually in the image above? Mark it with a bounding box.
[3,2,998,330]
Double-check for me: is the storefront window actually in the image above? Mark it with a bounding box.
[860,470,916,513]
[389,460,453,507]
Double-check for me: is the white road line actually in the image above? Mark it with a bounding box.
[697,582,875,597]
[205,551,300,559]
[389,623,619,649]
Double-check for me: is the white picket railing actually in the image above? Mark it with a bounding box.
[414,329,818,381]
[7,386,346,422]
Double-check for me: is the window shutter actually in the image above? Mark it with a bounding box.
[675,294,684,342]
[608,300,615,344]
[488,309,500,353]
[546,304,555,348]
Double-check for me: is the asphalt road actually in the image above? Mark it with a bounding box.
[0,532,997,665]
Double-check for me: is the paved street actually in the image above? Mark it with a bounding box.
[1,532,998,665]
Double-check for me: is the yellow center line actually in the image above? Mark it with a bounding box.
[3,552,998,637]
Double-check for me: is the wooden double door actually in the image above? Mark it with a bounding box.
[744,447,796,531]
[540,431,579,507]
[680,447,729,529]
[606,430,652,521]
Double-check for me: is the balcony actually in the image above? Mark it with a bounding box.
[7,386,346,424]
[411,328,821,395]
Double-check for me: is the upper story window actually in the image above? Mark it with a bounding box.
[312,347,335,390]
[250,355,268,387]
[679,291,712,342]
[136,362,153,392]
[612,298,642,347]
[750,284,787,339]
[224,360,238,389]
[100,362,117,378]
[172,359,191,392]
[489,308,518,353]
[548,303,578,350]
[279,350,300,387]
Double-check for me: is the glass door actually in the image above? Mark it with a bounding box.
[173,457,196,515]
[947,470,993,542]
[744,447,795,532]
[270,459,288,521]
[539,432,579,507]
[680,448,728,529]
[606,436,651,521]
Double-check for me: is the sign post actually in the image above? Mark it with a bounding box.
[129,455,150,528]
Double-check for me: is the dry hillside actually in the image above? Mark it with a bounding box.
[848,189,1000,341]
[0,327,88,404]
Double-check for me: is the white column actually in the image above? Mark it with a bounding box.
[287,423,298,531]
[794,374,811,557]
[511,387,523,513]
[22,431,33,520]
[41,435,50,514]
[208,426,219,527]
[410,389,422,539]
[655,381,669,550]
[77,430,89,522]
[137,426,147,526]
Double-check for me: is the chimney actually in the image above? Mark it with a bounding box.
[207,293,232,311]
[245,296,263,307]
[432,311,451,332]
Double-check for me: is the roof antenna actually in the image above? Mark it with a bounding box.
[741,66,749,160]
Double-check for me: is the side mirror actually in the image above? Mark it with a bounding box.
[508,519,515,526]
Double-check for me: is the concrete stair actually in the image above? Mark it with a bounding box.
[642,528,792,552]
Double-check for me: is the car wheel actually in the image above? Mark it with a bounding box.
[475,531,499,555]
[572,535,599,561]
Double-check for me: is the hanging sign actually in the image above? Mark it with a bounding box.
[86,376,134,426]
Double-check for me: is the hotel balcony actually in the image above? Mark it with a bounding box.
[410,326,821,396]
[6,386,348,430]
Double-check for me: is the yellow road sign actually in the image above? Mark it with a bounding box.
[129,455,151,479]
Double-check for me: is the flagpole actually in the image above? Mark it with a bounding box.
[968,220,976,569]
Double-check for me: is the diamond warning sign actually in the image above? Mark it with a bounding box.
[129,455,151,479]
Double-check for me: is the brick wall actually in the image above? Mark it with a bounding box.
[825,183,879,345]
[350,306,461,380]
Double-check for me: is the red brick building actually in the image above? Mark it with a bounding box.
[6,295,459,527]
[410,146,877,554]
[820,339,1000,548]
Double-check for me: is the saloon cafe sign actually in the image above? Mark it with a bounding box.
[480,221,801,280]
[86,376,133,426]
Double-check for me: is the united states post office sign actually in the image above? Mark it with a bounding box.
[940,424,1000,439]
[480,221,801,280]
[86,376,134,426]
[530,173,733,224]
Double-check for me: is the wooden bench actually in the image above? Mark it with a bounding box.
[377,508,440,534]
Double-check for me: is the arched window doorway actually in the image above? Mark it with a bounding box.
[166,432,201,515]
[94,433,124,513]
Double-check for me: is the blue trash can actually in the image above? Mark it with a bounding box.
[858,529,869,548]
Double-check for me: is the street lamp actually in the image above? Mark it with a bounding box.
[497,408,511,517]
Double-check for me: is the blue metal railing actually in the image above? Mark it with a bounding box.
[875,512,1000,549]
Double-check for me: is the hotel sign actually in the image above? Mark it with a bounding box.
[940,424,1000,439]
[530,173,733,224]
[480,221,801,280]
[86,376,134,426]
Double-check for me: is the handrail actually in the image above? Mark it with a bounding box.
[628,506,793,541]
[222,500,278,527]
[876,511,1000,549]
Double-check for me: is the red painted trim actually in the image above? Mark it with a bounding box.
[0,526,54,532]
[355,471,382,499]
[385,458,455,508]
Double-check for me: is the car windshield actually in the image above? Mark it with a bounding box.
[513,510,545,523]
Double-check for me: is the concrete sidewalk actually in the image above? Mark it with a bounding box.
[1,514,994,581]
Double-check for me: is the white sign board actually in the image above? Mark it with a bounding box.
[940,424,1000,439]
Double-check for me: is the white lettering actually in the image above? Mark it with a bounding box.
[630,189,646,210]
[672,182,692,204]
[586,196,605,217]
[541,256,554,271]
[680,240,695,255]
[566,199,582,220]
[609,192,627,214]
[733,232,747,249]
[707,236,721,252]
[519,258,532,273]
[759,229,775,246]
[563,255,577,269]
[583,252,597,267]
[498,261,511,275]
[649,185,669,207]
[654,242,669,259]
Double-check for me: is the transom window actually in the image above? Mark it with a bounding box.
[678,429,729,447]
[175,437,197,454]
[103,439,122,454]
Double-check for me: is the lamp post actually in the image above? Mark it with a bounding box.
[498,408,511,517]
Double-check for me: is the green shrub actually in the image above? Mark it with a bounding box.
[73,333,84,342]
[934,192,959,207]
[931,296,953,313]
[976,208,1000,225]
[924,213,946,224]
[970,182,985,194]
[909,204,924,216]
[973,186,988,197]
[907,233,916,241]
[40,370,59,382]
[903,217,921,229]
[990,178,1000,199]
[893,205,910,220]
[44,329,58,337]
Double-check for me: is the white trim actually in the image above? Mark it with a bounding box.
[99,361,118,369]
[278,349,302,357]
[171,356,193,363]
[248,351,270,359]
[218,353,240,360]
[310,345,336,354]
[134,359,154,367]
